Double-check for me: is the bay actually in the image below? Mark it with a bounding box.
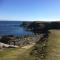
[0,21,32,36]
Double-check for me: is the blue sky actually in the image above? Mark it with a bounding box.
[0,0,60,21]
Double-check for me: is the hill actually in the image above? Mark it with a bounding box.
[46,30,60,60]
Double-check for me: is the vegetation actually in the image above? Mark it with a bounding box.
[21,22,60,60]
[0,30,60,60]
[0,22,60,60]
[0,48,17,57]
[21,22,49,60]
[0,46,37,60]
[30,34,48,59]
[46,30,60,60]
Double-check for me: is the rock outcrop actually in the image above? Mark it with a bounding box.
[0,42,19,49]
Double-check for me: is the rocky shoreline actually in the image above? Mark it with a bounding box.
[0,34,43,48]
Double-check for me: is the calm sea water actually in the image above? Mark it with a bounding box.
[0,21,32,36]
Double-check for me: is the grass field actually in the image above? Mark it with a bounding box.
[0,44,36,60]
[46,30,60,60]
[0,30,60,60]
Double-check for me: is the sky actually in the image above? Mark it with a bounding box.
[0,0,60,21]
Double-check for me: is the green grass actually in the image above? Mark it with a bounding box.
[15,48,36,60]
[0,48,17,57]
[1,30,60,60]
[0,47,37,60]
[46,30,60,60]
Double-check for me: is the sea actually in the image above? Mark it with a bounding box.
[0,21,32,36]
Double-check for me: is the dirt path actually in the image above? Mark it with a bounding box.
[47,30,60,60]
[21,43,35,49]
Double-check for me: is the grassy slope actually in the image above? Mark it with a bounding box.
[1,30,60,60]
[47,30,60,60]
[0,45,36,60]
